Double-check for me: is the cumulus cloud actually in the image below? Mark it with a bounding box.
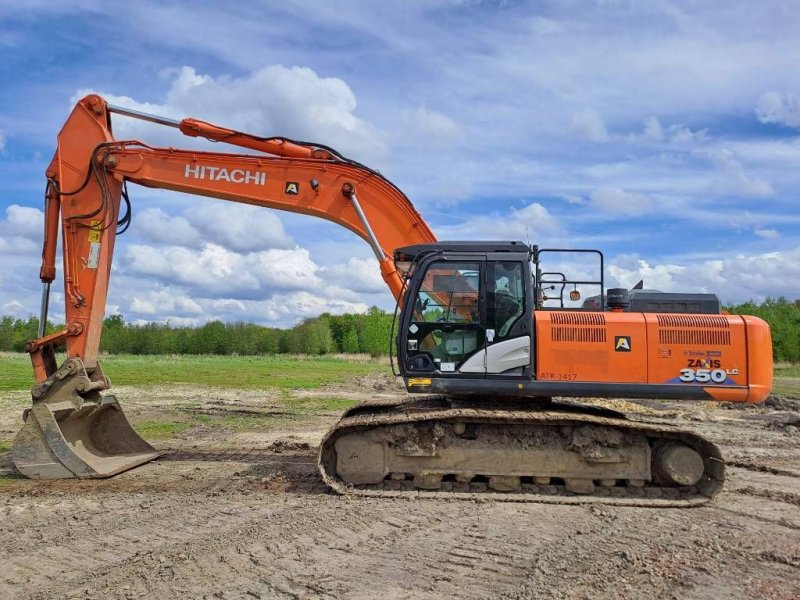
[123,243,321,297]
[609,256,687,292]
[436,201,560,241]
[608,247,800,301]
[668,124,709,145]
[2,300,24,314]
[137,202,293,252]
[137,208,201,247]
[756,91,800,128]
[4,205,42,239]
[108,239,383,326]
[0,205,42,255]
[324,257,385,294]
[589,187,653,216]
[703,148,774,198]
[188,203,294,252]
[643,117,663,141]
[130,288,203,316]
[75,65,385,161]
[570,108,608,142]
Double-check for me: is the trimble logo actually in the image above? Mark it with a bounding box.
[184,164,266,185]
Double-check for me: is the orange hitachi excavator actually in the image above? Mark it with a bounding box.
[11,95,773,506]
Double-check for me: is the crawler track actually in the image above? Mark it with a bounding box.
[319,397,725,507]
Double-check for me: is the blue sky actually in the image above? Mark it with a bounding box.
[1,1,799,326]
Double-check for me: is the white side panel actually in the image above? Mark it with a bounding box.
[459,348,485,373]
[458,336,531,374]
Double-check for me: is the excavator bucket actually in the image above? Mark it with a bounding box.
[11,358,160,480]
[12,398,160,479]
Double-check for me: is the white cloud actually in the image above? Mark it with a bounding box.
[704,148,775,198]
[324,257,385,294]
[0,205,42,255]
[136,201,293,252]
[609,247,800,302]
[4,205,42,239]
[255,291,369,323]
[589,186,653,216]
[754,228,780,239]
[436,201,560,241]
[756,91,800,128]
[187,203,294,252]
[130,288,203,316]
[530,17,565,36]
[123,243,321,296]
[412,106,463,143]
[668,124,709,144]
[609,256,687,292]
[76,65,385,162]
[643,116,663,141]
[570,108,608,142]
[0,130,5,151]
[557,194,587,205]
[2,300,24,314]
[137,208,201,247]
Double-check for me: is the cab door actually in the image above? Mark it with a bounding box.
[458,259,532,375]
[403,258,488,376]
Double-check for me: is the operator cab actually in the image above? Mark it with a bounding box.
[395,242,609,381]
[396,242,535,379]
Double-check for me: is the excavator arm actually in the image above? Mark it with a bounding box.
[14,94,435,479]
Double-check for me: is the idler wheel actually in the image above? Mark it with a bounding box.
[655,442,705,486]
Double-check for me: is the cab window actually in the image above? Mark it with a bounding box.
[413,262,480,324]
[488,262,524,339]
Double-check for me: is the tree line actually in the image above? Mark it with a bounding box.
[0,307,395,357]
[726,297,800,363]
[0,297,798,360]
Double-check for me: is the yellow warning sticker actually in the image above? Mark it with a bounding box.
[88,220,101,243]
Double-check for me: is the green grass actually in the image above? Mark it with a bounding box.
[0,353,386,392]
[132,420,195,440]
[127,394,361,440]
[775,363,800,378]
[774,363,800,397]
[283,395,360,414]
[0,473,24,486]
[0,440,9,453]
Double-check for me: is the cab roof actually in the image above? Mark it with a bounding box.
[394,241,529,263]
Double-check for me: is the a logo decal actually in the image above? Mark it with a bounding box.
[284,182,299,195]
[614,336,631,352]
[184,164,266,185]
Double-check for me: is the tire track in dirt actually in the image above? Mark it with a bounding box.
[4,388,800,599]
[17,496,475,599]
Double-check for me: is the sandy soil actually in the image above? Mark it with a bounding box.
[1,378,799,600]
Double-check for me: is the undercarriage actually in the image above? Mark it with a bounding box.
[319,397,724,507]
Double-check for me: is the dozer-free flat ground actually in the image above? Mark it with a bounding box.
[0,355,799,600]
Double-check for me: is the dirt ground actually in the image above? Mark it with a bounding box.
[1,376,799,600]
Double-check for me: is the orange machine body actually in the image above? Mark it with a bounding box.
[535,311,773,403]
